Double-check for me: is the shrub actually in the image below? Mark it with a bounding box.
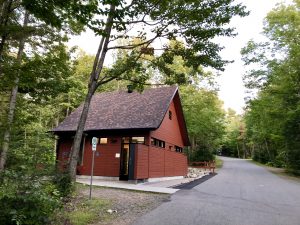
[190,146,215,162]
[52,170,74,198]
[0,170,61,225]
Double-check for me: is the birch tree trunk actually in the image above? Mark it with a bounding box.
[0,11,29,171]
[68,5,115,180]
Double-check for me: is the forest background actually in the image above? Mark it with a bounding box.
[0,0,299,224]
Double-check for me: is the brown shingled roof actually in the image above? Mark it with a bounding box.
[53,86,179,132]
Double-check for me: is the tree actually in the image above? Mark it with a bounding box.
[67,0,248,180]
[241,0,300,171]
[180,85,225,161]
[0,0,95,170]
[0,0,97,68]
[222,109,248,158]
[0,10,29,170]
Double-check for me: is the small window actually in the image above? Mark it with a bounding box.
[169,110,172,120]
[159,140,165,148]
[175,146,183,153]
[100,138,108,144]
[122,137,145,144]
[122,137,130,143]
[132,137,145,144]
[151,137,165,148]
[151,138,155,146]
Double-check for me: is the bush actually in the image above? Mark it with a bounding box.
[252,148,269,164]
[0,170,61,225]
[190,146,215,162]
[52,170,74,198]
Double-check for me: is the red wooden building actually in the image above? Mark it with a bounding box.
[53,86,190,181]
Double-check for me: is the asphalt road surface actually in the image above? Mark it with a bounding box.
[133,157,300,225]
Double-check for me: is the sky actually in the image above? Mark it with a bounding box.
[68,0,292,114]
[216,0,292,114]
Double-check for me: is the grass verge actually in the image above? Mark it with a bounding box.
[215,156,223,169]
[68,198,112,225]
[250,160,300,182]
[52,184,114,225]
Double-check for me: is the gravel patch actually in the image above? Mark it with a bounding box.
[79,185,170,225]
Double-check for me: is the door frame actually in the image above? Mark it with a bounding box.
[119,142,135,180]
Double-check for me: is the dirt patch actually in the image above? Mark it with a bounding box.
[78,184,170,225]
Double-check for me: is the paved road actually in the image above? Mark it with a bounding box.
[133,157,300,225]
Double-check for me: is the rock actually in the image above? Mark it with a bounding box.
[107,209,113,214]
[107,209,117,214]
[186,167,207,178]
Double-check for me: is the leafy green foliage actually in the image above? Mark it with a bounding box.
[21,0,98,33]
[189,146,215,162]
[52,170,74,198]
[0,170,61,225]
[241,0,300,171]
[221,109,249,158]
[180,85,225,162]
[129,0,248,71]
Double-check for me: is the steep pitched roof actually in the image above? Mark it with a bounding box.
[53,86,175,131]
[52,86,190,145]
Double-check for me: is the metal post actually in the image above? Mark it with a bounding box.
[89,150,95,200]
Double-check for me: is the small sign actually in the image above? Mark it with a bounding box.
[92,137,98,151]
[115,153,120,158]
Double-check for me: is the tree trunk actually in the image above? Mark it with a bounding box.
[236,142,240,158]
[0,0,13,78]
[67,82,97,179]
[0,11,29,171]
[243,140,246,159]
[67,5,115,180]
[66,93,70,117]
[264,138,271,161]
[191,135,195,151]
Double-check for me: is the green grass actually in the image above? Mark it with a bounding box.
[215,156,223,169]
[68,198,112,225]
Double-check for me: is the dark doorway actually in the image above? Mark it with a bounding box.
[119,143,135,180]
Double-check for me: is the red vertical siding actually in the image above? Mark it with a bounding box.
[134,144,149,179]
[58,139,188,179]
[149,147,165,177]
[135,144,188,179]
[80,136,121,177]
[150,100,184,148]
[164,149,188,176]
[57,139,73,169]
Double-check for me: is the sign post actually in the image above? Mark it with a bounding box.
[89,137,98,200]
